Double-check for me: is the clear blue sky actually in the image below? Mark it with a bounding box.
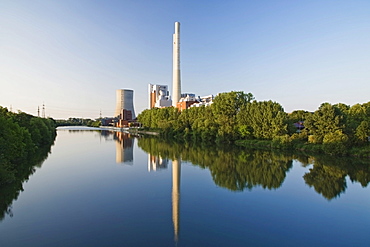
[1,0,370,119]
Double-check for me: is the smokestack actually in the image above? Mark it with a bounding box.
[172,22,181,107]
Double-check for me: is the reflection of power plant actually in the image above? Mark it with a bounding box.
[172,158,181,242]
[113,132,134,164]
[146,154,181,242]
[148,154,168,171]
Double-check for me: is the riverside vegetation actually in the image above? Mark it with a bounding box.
[0,106,56,220]
[137,91,370,157]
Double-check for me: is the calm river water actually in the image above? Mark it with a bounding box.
[1,127,370,246]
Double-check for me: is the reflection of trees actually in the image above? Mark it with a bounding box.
[139,137,370,199]
[303,156,370,200]
[138,138,293,191]
[0,144,52,221]
[304,165,347,200]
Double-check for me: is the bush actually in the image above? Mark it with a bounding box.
[272,135,292,149]
[322,130,349,155]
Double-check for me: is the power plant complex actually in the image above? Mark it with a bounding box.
[107,21,214,128]
[148,22,214,111]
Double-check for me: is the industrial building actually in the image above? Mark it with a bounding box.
[115,89,135,119]
[145,22,214,112]
[148,84,172,109]
[115,89,136,127]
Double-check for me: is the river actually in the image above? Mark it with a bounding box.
[0,127,370,246]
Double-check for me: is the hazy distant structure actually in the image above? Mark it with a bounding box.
[115,89,135,119]
[172,22,181,107]
[148,84,172,109]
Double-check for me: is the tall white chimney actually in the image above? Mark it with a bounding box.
[172,22,181,107]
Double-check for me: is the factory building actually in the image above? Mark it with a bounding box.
[176,93,198,111]
[190,95,215,108]
[148,84,172,109]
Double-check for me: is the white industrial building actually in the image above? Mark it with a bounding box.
[148,84,172,109]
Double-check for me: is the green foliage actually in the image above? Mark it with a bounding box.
[287,110,310,135]
[211,91,254,140]
[137,93,370,156]
[56,117,101,127]
[355,120,370,143]
[0,106,56,185]
[305,103,345,144]
[237,100,288,140]
[322,130,349,155]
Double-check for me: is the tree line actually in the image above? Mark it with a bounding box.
[137,91,370,156]
[56,117,101,127]
[0,106,56,185]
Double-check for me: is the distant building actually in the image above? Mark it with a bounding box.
[176,93,199,111]
[115,89,136,119]
[116,109,134,128]
[101,117,115,126]
[190,95,214,108]
[148,84,172,109]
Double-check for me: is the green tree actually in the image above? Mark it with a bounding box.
[355,121,370,143]
[211,91,254,141]
[304,103,345,144]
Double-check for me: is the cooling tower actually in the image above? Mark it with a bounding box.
[115,89,136,119]
[172,22,181,107]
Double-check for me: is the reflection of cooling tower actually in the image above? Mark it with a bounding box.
[115,89,136,119]
[114,132,134,164]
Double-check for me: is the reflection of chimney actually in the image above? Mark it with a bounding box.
[172,158,181,242]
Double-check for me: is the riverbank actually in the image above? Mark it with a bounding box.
[235,139,370,158]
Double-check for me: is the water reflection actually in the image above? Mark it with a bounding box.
[148,154,168,171]
[113,132,134,164]
[137,137,370,201]
[99,130,135,164]
[172,158,181,242]
[0,144,53,221]
[301,155,370,200]
[137,138,292,192]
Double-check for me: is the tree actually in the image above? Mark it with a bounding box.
[355,121,370,143]
[211,91,254,140]
[237,100,287,140]
[304,103,345,144]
